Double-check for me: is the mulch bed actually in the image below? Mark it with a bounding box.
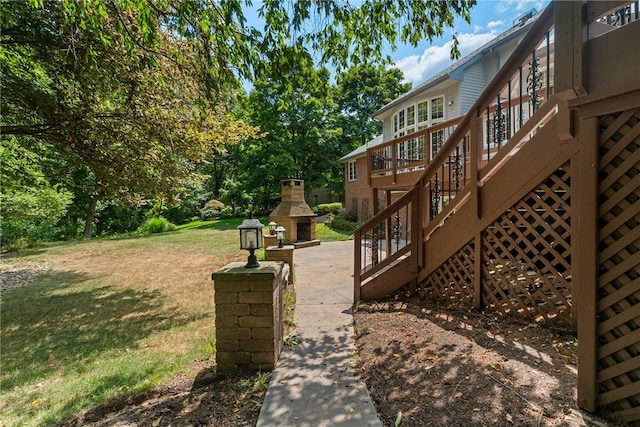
[352,294,620,427]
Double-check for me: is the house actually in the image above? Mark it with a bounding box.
[339,134,383,220]
[340,8,543,221]
[350,0,640,424]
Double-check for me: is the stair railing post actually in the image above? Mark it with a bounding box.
[469,111,481,221]
[354,227,362,302]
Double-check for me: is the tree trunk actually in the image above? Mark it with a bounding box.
[83,196,98,239]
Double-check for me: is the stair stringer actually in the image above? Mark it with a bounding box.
[360,253,417,300]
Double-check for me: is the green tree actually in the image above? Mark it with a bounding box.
[1,1,257,237]
[329,65,412,193]
[334,65,412,148]
[240,60,342,209]
[1,0,475,238]
[0,136,73,249]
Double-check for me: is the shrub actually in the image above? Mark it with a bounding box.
[219,207,234,218]
[314,202,343,215]
[327,213,359,232]
[203,200,225,211]
[138,216,176,234]
[95,203,147,235]
[200,208,220,221]
[164,203,198,225]
[200,200,227,221]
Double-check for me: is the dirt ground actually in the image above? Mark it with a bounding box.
[352,293,618,427]
[60,359,268,427]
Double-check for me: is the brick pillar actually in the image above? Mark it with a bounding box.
[265,245,295,284]
[212,262,287,373]
[263,234,278,248]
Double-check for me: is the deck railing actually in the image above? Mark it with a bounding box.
[591,0,639,29]
[353,187,419,301]
[422,4,556,230]
[355,1,557,299]
[367,117,461,185]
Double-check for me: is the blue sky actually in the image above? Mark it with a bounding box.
[243,0,550,88]
[390,0,550,85]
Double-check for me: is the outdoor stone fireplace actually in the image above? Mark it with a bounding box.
[270,179,318,247]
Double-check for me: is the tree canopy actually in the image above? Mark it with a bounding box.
[1,0,475,243]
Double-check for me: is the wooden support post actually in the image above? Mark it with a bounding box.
[557,98,575,142]
[392,143,397,184]
[577,117,599,413]
[554,0,586,100]
[354,230,362,302]
[371,187,379,217]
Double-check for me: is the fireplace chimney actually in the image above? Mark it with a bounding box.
[269,179,317,245]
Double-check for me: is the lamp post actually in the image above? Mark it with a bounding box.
[275,226,285,248]
[237,216,264,268]
[268,221,277,236]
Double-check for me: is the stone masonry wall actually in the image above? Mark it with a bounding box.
[212,262,287,373]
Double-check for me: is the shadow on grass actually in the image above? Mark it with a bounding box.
[59,366,268,427]
[0,269,202,392]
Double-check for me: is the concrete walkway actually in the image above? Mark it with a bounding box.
[256,241,382,427]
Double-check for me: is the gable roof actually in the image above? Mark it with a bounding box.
[372,9,542,119]
[339,134,384,162]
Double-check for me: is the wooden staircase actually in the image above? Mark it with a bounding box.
[353,1,640,424]
[354,2,561,305]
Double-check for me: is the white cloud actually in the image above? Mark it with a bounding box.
[487,20,505,30]
[496,0,546,14]
[393,31,497,85]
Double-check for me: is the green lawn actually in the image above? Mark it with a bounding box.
[0,219,348,426]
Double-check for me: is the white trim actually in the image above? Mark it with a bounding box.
[348,160,357,181]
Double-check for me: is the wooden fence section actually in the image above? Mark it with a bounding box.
[593,108,640,424]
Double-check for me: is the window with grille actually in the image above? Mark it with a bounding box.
[348,160,357,181]
[431,96,444,122]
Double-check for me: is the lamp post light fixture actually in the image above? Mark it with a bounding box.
[237,216,264,268]
[275,225,286,248]
[268,221,277,236]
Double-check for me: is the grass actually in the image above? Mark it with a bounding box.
[315,223,353,241]
[0,218,246,426]
[0,218,347,426]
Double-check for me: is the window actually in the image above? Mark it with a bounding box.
[393,97,447,146]
[407,105,415,126]
[417,101,428,123]
[431,96,444,122]
[348,160,356,181]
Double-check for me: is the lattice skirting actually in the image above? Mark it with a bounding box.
[481,165,572,327]
[419,240,475,307]
[596,108,640,424]
[419,165,573,328]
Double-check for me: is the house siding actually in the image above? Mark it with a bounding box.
[460,63,485,115]
[343,155,372,221]
[444,84,460,118]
